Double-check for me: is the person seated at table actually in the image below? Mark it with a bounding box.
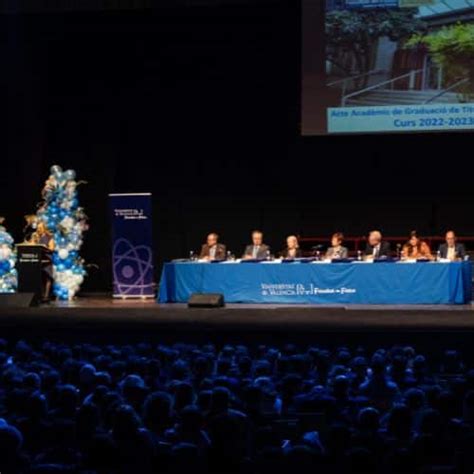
[401,231,433,260]
[242,230,270,260]
[438,230,466,261]
[364,230,391,260]
[199,233,226,261]
[325,232,348,260]
[280,235,302,259]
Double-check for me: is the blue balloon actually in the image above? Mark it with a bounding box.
[0,263,9,277]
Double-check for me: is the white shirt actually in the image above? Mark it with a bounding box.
[447,246,456,261]
[252,245,259,258]
[209,245,217,259]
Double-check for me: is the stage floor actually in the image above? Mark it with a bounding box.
[1,294,474,349]
[0,294,472,328]
[52,297,474,313]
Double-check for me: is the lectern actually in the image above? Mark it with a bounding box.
[16,244,52,302]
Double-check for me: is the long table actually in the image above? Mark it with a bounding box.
[158,261,472,305]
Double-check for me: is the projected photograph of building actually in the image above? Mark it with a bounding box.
[325,0,474,107]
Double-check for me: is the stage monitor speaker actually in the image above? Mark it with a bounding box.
[188,293,225,308]
[0,293,39,308]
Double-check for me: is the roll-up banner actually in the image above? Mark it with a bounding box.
[109,193,154,298]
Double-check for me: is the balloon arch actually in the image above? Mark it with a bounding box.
[36,166,88,300]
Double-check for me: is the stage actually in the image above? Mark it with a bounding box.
[0,295,474,350]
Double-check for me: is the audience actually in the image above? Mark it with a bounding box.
[0,339,472,473]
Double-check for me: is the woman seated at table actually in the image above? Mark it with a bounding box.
[401,231,433,260]
[280,235,302,259]
[325,232,348,260]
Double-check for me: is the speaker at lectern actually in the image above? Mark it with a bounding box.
[16,244,53,302]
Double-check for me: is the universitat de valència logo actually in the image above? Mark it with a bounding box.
[261,283,356,296]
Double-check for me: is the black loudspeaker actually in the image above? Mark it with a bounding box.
[188,293,225,308]
[0,293,38,308]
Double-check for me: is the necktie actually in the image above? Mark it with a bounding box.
[253,246,259,258]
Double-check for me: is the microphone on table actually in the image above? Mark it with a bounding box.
[396,243,401,259]
[312,245,324,259]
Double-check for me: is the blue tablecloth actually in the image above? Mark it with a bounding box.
[158,261,472,305]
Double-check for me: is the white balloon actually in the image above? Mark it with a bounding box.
[0,246,11,260]
[60,217,74,231]
[58,248,69,259]
[50,165,63,175]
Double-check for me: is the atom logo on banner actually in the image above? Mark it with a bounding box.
[113,238,153,296]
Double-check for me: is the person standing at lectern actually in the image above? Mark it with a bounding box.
[199,233,226,261]
[438,230,466,261]
[23,214,38,243]
[242,230,270,260]
[32,222,55,251]
[364,230,391,260]
[32,222,55,301]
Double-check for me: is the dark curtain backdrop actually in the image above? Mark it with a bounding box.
[3,1,474,291]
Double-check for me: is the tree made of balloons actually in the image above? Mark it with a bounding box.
[36,165,88,300]
[0,218,17,294]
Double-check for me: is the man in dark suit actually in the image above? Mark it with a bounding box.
[364,230,391,259]
[242,230,270,260]
[438,230,466,261]
[199,233,226,260]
